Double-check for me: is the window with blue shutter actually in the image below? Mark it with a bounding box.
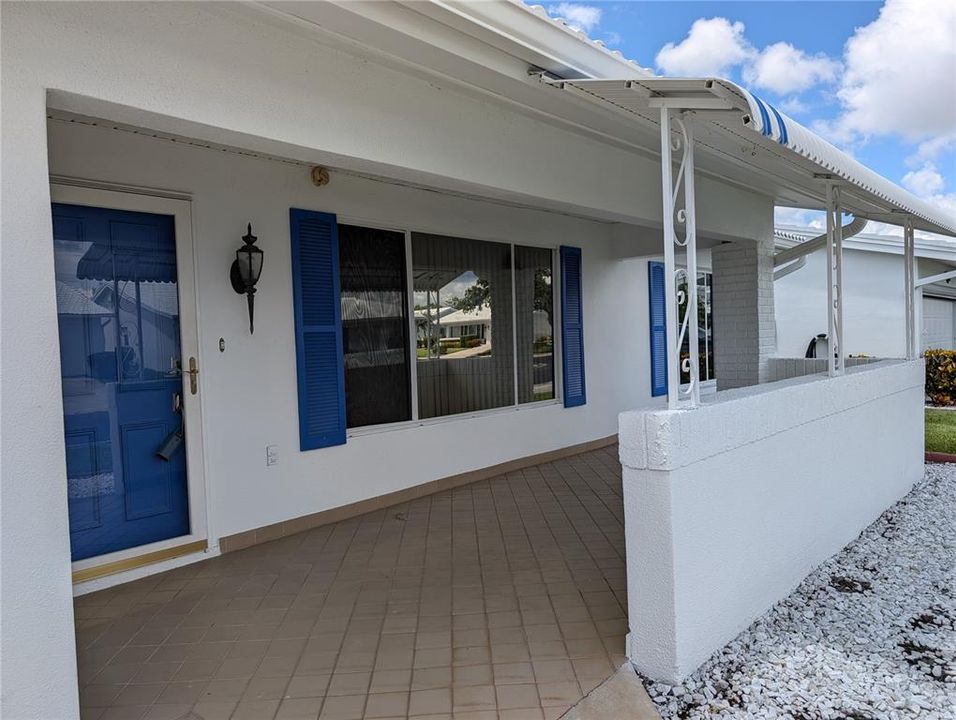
[290,209,347,450]
[560,246,586,407]
[648,261,668,397]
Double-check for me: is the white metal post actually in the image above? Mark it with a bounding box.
[659,108,701,409]
[825,183,844,376]
[904,218,917,359]
[660,107,680,408]
[680,113,700,407]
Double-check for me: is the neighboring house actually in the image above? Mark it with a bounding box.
[414,305,492,344]
[2,2,955,718]
[437,306,493,343]
[775,225,956,357]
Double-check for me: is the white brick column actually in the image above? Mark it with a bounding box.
[711,236,777,388]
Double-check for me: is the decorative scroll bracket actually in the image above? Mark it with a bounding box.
[659,108,701,409]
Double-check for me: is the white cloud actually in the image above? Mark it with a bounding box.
[779,96,809,115]
[902,165,946,196]
[549,3,602,32]
[655,17,754,77]
[604,30,622,47]
[913,133,956,164]
[744,42,840,95]
[833,0,956,143]
[775,207,825,229]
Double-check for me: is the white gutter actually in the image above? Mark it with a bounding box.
[773,216,869,275]
[916,269,956,288]
[773,255,807,281]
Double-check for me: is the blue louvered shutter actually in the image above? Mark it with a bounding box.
[560,246,586,407]
[648,261,668,397]
[290,209,346,450]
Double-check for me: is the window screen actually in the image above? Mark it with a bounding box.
[339,225,411,428]
[516,246,554,403]
[412,233,514,418]
[678,271,715,384]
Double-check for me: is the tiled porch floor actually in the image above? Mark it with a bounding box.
[75,445,628,720]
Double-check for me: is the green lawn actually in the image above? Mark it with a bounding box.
[925,409,956,453]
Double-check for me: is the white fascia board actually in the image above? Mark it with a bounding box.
[420,0,650,79]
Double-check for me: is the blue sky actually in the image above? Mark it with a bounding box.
[543,1,956,232]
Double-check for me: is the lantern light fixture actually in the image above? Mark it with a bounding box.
[230,223,264,333]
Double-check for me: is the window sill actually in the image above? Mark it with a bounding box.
[347,398,563,438]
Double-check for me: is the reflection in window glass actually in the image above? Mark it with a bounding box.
[516,246,554,402]
[678,271,715,384]
[412,233,514,418]
[339,225,411,428]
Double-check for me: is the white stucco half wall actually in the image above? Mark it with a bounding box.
[619,360,925,682]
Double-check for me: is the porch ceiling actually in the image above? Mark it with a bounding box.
[542,78,956,238]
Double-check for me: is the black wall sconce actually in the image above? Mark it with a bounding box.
[230,223,264,333]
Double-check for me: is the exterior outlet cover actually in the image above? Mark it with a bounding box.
[266,445,279,466]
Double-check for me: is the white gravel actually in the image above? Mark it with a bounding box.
[646,464,956,719]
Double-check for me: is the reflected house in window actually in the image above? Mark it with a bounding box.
[414,305,491,349]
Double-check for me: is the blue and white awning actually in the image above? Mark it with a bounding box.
[544,77,956,237]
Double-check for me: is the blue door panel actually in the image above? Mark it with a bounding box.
[121,421,174,520]
[65,416,109,533]
[53,203,190,561]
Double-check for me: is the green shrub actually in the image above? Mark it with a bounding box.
[925,349,956,406]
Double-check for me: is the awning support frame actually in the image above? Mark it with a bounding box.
[825,183,845,377]
[904,219,917,360]
[660,107,700,409]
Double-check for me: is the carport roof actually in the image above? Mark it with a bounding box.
[540,77,956,238]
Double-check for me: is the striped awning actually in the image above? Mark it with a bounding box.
[545,77,956,238]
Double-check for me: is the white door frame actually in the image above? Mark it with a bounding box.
[50,181,212,587]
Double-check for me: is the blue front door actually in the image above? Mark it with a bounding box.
[53,203,190,561]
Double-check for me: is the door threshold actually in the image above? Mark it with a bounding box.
[72,539,207,584]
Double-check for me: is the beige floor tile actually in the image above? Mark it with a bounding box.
[531,660,576,684]
[452,685,496,712]
[98,706,148,720]
[492,662,535,686]
[408,688,452,716]
[285,673,331,699]
[319,694,366,719]
[327,672,371,697]
[190,701,237,720]
[490,643,530,664]
[537,681,581,707]
[412,647,451,669]
[230,699,280,719]
[112,684,164,707]
[73,446,628,720]
[410,666,451,691]
[141,704,191,720]
[363,691,408,718]
[156,681,208,705]
[274,697,323,719]
[369,669,411,693]
[495,683,540,710]
[452,664,493,687]
[499,709,545,720]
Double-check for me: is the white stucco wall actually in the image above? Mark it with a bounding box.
[1,3,775,716]
[619,360,925,682]
[45,118,654,542]
[774,247,954,358]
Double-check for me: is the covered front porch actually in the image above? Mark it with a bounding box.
[75,446,628,720]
